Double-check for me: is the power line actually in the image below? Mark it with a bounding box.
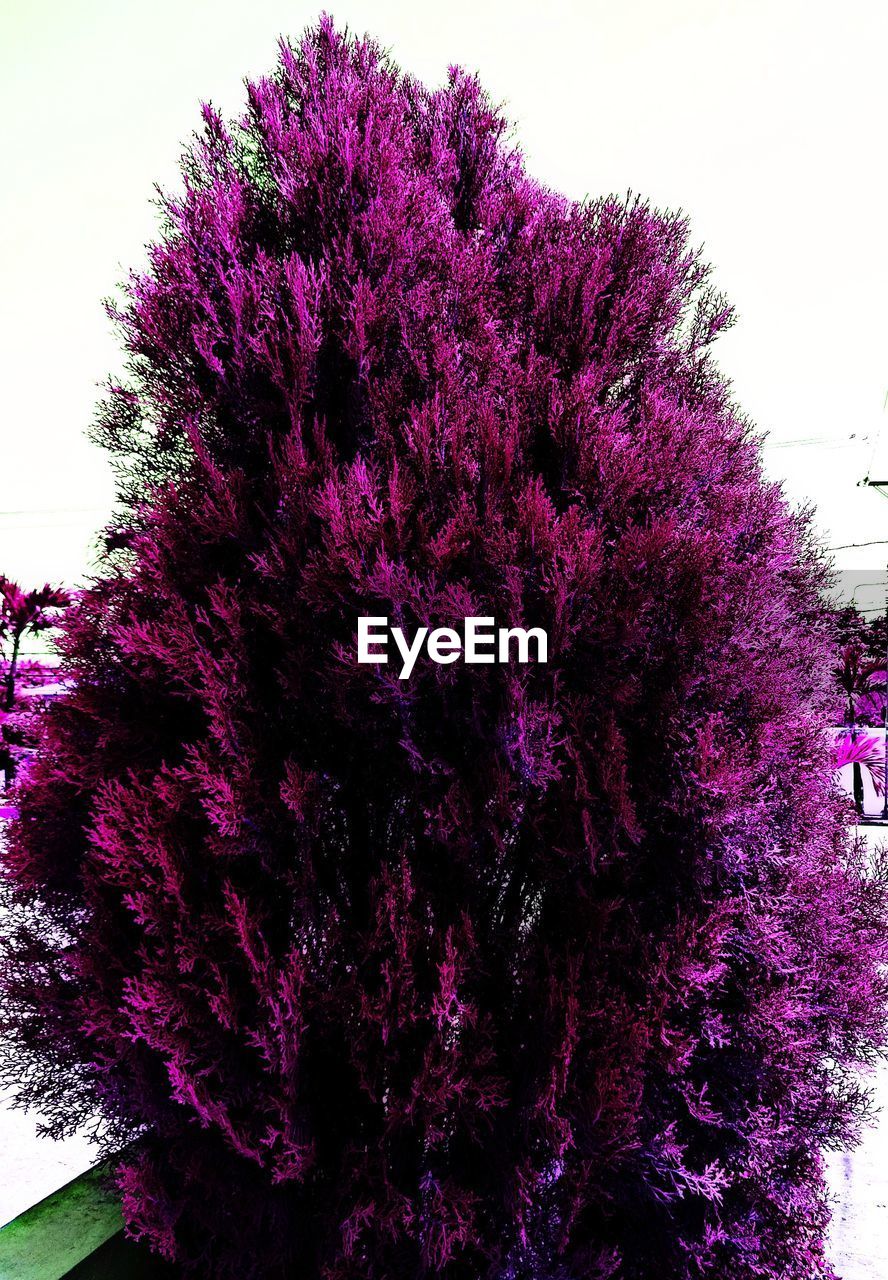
[0,523,105,533]
[0,507,107,518]
[830,540,888,550]
[858,389,888,486]
[764,437,862,451]
[864,391,888,479]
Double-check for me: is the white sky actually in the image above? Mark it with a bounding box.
[2,0,887,595]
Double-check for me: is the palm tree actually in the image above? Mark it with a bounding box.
[834,730,885,796]
[833,643,887,813]
[0,578,69,713]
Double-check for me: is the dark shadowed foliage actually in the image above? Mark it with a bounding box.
[2,18,887,1280]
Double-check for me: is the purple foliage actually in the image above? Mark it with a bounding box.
[2,18,888,1279]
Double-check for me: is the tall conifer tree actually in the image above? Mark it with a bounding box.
[2,19,886,1279]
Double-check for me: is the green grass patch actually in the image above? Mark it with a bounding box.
[0,1166,122,1280]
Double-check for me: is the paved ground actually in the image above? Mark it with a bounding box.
[0,1089,97,1228]
[824,823,888,1279]
[0,814,100,1227]
[827,1063,888,1279]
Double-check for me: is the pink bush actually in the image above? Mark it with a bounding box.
[2,19,887,1280]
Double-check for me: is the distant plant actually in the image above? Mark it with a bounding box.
[0,578,69,712]
[831,609,888,724]
[834,728,885,794]
[0,579,69,786]
[833,643,884,725]
[2,19,888,1280]
[830,641,887,810]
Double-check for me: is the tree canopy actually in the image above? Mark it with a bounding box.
[2,19,886,1280]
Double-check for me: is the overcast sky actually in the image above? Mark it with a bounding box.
[2,0,887,597]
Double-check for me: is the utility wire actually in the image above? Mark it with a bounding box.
[860,390,888,483]
[0,507,107,517]
[830,541,888,551]
[764,438,862,451]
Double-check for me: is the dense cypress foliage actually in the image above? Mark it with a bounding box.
[2,19,887,1279]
